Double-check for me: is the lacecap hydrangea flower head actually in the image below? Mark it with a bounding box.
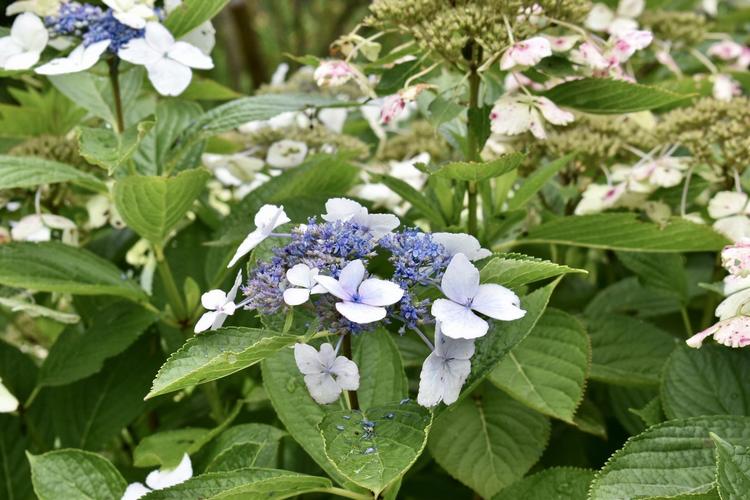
[195,198,526,407]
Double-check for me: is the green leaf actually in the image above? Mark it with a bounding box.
[589,416,750,499]
[202,423,286,472]
[574,398,608,439]
[608,386,658,436]
[430,153,524,182]
[480,253,585,292]
[489,309,589,422]
[525,214,729,252]
[76,122,152,175]
[37,337,161,450]
[588,314,676,386]
[28,449,126,500]
[0,296,80,324]
[164,0,229,38]
[147,327,297,399]
[630,396,665,429]
[354,330,408,410]
[618,251,688,303]
[0,155,105,192]
[39,301,157,387]
[0,415,33,500]
[544,78,690,114]
[0,242,147,302]
[320,401,432,496]
[113,168,210,244]
[507,154,575,210]
[379,175,446,225]
[492,467,595,500]
[464,279,560,397]
[661,345,750,419]
[0,340,38,403]
[0,87,86,139]
[429,385,550,498]
[584,277,682,319]
[142,468,331,499]
[262,348,363,491]
[712,433,750,499]
[181,78,242,101]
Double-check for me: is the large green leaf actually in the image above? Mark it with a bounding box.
[0,155,105,192]
[618,251,688,303]
[489,309,589,422]
[506,154,575,210]
[0,242,146,302]
[201,423,286,472]
[585,276,682,319]
[320,401,432,496]
[524,214,729,252]
[493,467,595,500]
[588,314,676,386]
[163,0,229,37]
[661,345,750,419]
[261,348,363,491]
[712,433,750,499]
[114,168,210,245]
[544,78,690,114]
[76,123,151,175]
[429,385,550,498]
[147,327,297,399]
[353,330,408,410]
[0,415,32,500]
[430,153,524,182]
[143,468,331,499]
[480,253,585,292]
[39,301,157,387]
[463,279,560,397]
[589,416,750,499]
[28,450,126,500]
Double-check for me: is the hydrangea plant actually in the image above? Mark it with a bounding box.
[1,0,750,499]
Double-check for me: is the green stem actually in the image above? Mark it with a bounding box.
[312,487,372,500]
[466,62,482,237]
[154,246,187,322]
[342,334,359,411]
[680,307,693,337]
[109,58,125,134]
[202,381,225,423]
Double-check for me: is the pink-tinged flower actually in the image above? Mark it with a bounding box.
[500,37,552,70]
[570,42,609,70]
[546,35,579,53]
[574,183,626,215]
[656,50,681,75]
[610,30,653,63]
[686,316,750,348]
[713,74,741,102]
[313,60,356,87]
[737,47,750,69]
[380,94,406,125]
[722,240,750,277]
[708,40,744,61]
[490,95,573,140]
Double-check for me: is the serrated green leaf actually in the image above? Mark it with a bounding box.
[430,153,524,182]
[354,330,408,410]
[584,276,682,319]
[630,396,664,429]
[40,301,157,387]
[588,315,676,386]
[0,155,105,192]
[261,348,363,491]
[589,416,750,499]
[142,468,331,499]
[147,327,297,399]
[525,214,729,252]
[712,433,750,500]
[608,386,658,436]
[463,279,561,397]
[180,77,242,101]
[661,345,750,419]
[28,450,126,500]
[507,154,575,210]
[163,0,229,38]
[492,467,595,500]
[113,168,210,244]
[76,122,152,175]
[480,253,585,292]
[135,429,209,468]
[0,242,147,302]
[544,78,690,114]
[618,251,688,303]
[202,423,286,472]
[429,385,550,498]
[320,401,432,496]
[574,398,607,439]
[489,309,589,422]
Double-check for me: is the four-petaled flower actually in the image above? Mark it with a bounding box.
[194,270,242,333]
[294,343,359,404]
[227,204,290,268]
[0,13,48,71]
[121,453,193,500]
[417,322,475,407]
[432,232,492,261]
[722,240,750,277]
[118,21,214,96]
[500,36,552,70]
[432,253,525,339]
[283,263,327,306]
[313,60,356,87]
[36,40,111,75]
[315,259,404,324]
[490,95,574,140]
[322,198,400,240]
